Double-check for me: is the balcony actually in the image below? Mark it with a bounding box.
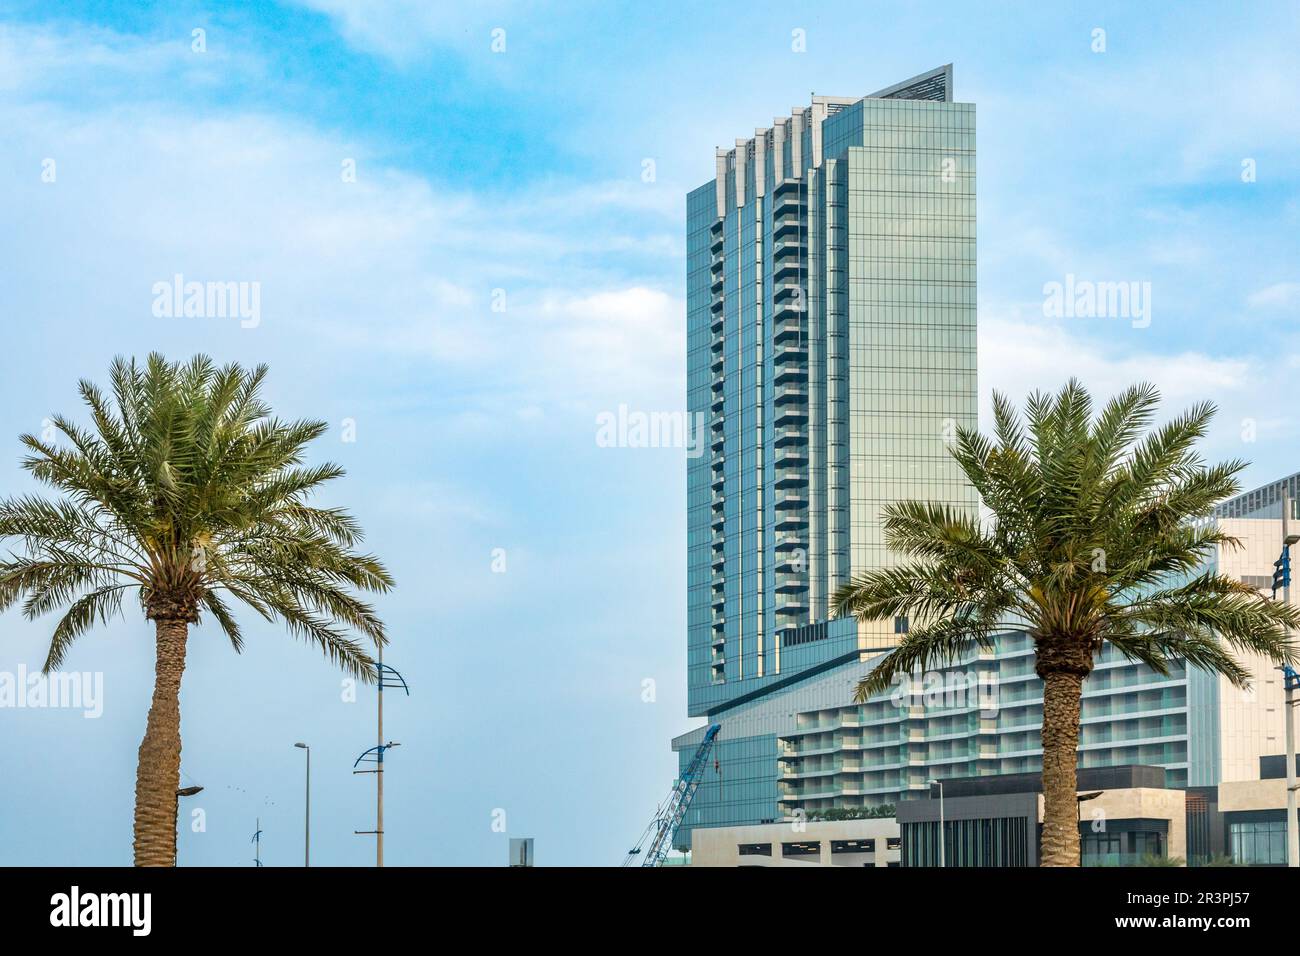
[773,426,806,447]
[774,258,802,283]
[774,385,807,405]
[774,490,806,510]
[773,281,803,303]
[772,182,805,215]
[774,317,804,344]
[775,573,808,594]
[774,404,808,426]
[773,363,806,387]
[773,216,802,240]
[779,763,840,781]
[774,553,805,574]
[774,510,808,531]
[774,468,806,489]
[774,444,808,467]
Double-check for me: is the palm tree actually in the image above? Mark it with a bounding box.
[0,355,393,866]
[831,380,1299,867]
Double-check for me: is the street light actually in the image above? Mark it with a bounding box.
[928,779,945,868]
[175,785,204,866]
[1281,496,1299,869]
[1279,665,1299,869]
[1077,791,1104,865]
[294,743,310,867]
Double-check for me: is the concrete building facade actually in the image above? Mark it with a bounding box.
[690,818,900,867]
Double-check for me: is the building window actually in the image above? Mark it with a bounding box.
[1080,825,1167,867]
[886,836,901,850]
[894,616,909,635]
[901,818,1028,867]
[738,843,772,857]
[782,841,820,857]
[831,839,875,854]
[1230,821,1287,866]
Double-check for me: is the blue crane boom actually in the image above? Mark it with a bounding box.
[622,724,720,867]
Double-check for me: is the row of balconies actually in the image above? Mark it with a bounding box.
[704,214,725,695]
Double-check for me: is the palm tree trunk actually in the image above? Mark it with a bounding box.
[133,619,189,866]
[1039,669,1083,867]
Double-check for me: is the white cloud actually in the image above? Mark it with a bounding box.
[1247,282,1300,310]
[291,0,523,63]
[0,22,263,95]
[979,314,1299,473]
[981,314,1249,405]
[0,21,685,435]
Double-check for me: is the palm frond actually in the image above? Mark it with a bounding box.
[854,615,1003,700]
[0,354,392,679]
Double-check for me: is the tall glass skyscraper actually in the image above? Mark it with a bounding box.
[678,65,978,841]
[686,64,977,714]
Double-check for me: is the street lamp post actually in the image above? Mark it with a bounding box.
[1283,666,1298,869]
[1077,791,1104,865]
[352,650,408,867]
[294,742,310,867]
[929,779,945,868]
[252,818,263,868]
[175,786,203,866]
[1282,497,1299,869]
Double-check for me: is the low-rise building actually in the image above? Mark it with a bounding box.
[896,765,1186,866]
[1218,755,1300,866]
[691,817,901,867]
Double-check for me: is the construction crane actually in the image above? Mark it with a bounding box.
[623,724,720,867]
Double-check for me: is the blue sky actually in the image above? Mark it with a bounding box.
[0,0,1296,866]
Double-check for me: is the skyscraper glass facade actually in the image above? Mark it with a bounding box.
[686,65,977,720]
[678,65,978,848]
